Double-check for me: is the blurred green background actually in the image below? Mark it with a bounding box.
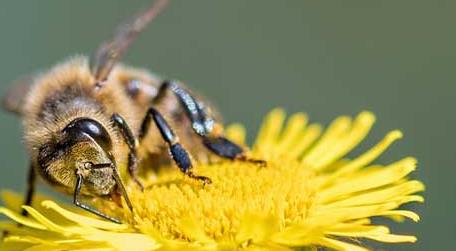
[0,0,454,250]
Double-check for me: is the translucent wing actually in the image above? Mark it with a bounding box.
[91,0,170,85]
[2,74,36,115]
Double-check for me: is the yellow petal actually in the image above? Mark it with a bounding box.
[312,202,400,222]
[21,206,79,235]
[41,201,129,231]
[319,180,424,208]
[276,113,308,153]
[0,208,45,230]
[86,232,159,251]
[287,124,321,159]
[312,111,375,170]
[254,108,286,155]
[302,116,352,167]
[362,233,417,243]
[225,123,246,145]
[378,210,421,222]
[318,157,417,202]
[235,214,279,244]
[317,237,369,251]
[329,130,403,178]
[177,217,213,243]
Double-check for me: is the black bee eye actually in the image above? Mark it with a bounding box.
[63,118,112,150]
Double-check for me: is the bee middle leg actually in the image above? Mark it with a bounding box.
[111,113,144,190]
[139,107,211,184]
[154,81,265,165]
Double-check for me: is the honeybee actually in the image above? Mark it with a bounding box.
[2,0,262,223]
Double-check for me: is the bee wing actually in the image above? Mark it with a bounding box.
[91,0,169,84]
[2,74,35,115]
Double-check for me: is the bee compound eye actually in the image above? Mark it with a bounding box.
[63,118,112,151]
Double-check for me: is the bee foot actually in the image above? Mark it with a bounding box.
[236,155,267,167]
[186,172,212,185]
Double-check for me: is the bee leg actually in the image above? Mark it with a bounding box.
[21,164,36,216]
[73,172,122,224]
[139,107,211,184]
[201,136,266,165]
[156,81,265,166]
[111,114,144,190]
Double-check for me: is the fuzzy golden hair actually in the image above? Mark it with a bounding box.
[22,57,144,180]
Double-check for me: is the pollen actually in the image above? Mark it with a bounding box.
[0,109,424,251]
[121,153,316,243]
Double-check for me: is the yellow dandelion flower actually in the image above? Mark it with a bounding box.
[0,109,424,251]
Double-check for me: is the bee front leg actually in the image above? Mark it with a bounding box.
[139,107,211,184]
[111,113,144,190]
[21,164,36,216]
[155,81,265,166]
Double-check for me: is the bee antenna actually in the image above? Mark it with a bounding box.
[90,0,170,87]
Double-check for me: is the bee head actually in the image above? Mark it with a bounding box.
[37,118,120,197]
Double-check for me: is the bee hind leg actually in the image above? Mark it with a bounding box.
[201,136,266,165]
[155,81,265,166]
[139,107,211,184]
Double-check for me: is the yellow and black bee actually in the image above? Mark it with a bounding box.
[2,0,262,223]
